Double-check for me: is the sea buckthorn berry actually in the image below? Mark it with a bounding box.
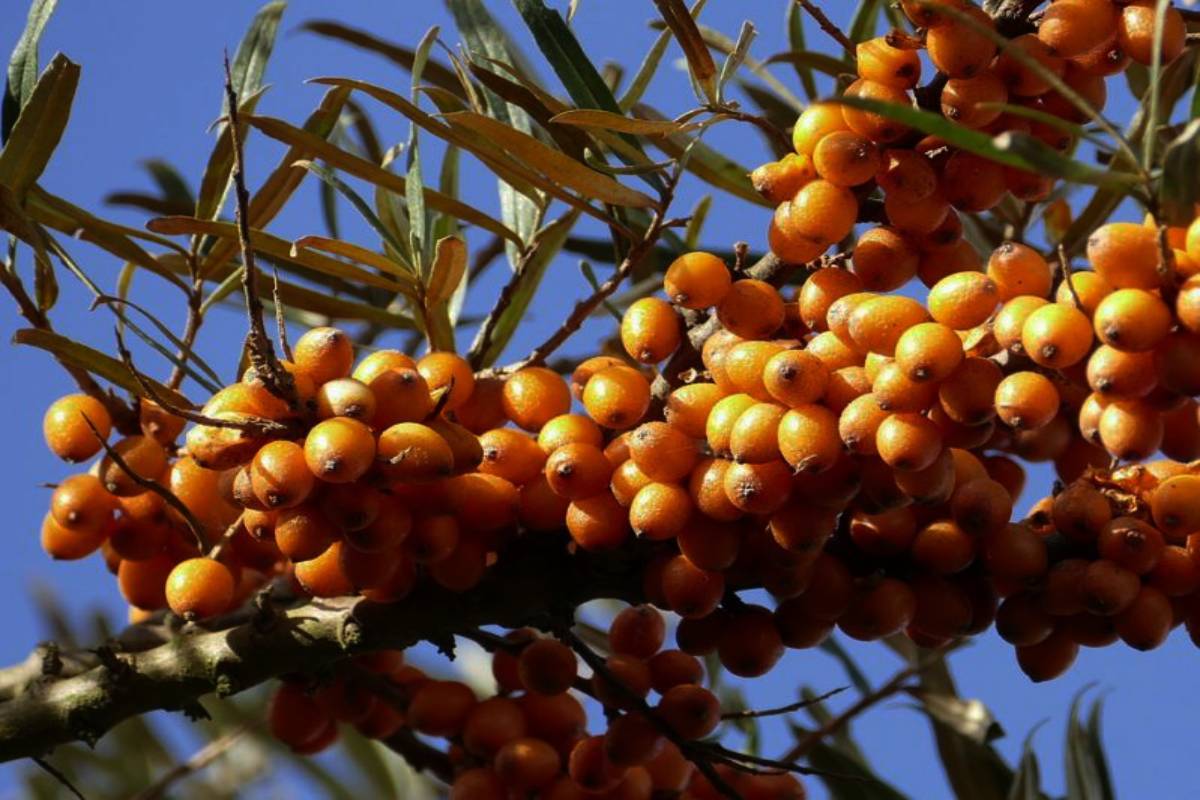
[799,268,863,331]
[165,557,235,620]
[269,682,334,753]
[1051,481,1112,543]
[99,436,168,498]
[952,478,1014,536]
[1086,346,1157,398]
[779,180,859,249]
[275,504,337,562]
[495,738,562,792]
[1151,475,1200,541]
[900,0,968,29]
[1093,288,1171,352]
[663,384,723,439]
[687,458,744,522]
[764,349,829,406]
[1072,33,1130,76]
[537,413,603,454]
[941,73,1007,129]
[518,473,570,531]
[1150,545,1200,596]
[995,371,1059,430]
[806,331,863,371]
[292,327,354,385]
[894,322,963,383]
[1178,276,1200,333]
[813,131,881,187]
[610,604,666,659]
[1115,585,1172,651]
[569,736,626,793]
[718,606,784,678]
[826,291,875,342]
[351,349,415,385]
[729,403,787,464]
[983,522,1047,582]
[314,378,375,422]
[768,206,827,267]
[1097,399,1163,461]
[1039,0,1118,58]
[406,513,460,563]
[994,296,1049,354]
[50,474,116,534]
[621,298,681,365]
[663,251,732,309]
[1021,302,1093,369]
[792,102,850,155]
[417,351,475,413]
[929,272,1000,331]
[1056,270,1111,315]
[138,399,185,446]
[42,512,109,561]
[567,493,630,551]
[378,422,453,482]
[1082,559,1141,616]
[941,151,1007,213]
[751,153,818,205]
[840,577,917,641]
[612,458,654,509]
[345,496,411,553]
[1087,222,1160,289]
[848,295,929,356]
[857,36,921,89]
[939,357,1003,424]
[876,412,943,472]
[838,393,890,455]
[304,417,376,483]
[842,79,912,143]
[825,366,872,413]
[605,713,664,768]
[706,393,757,456]
[994,34,1065,97]
[988,242,1053,300]
[769,501,837,553]
[661,555,725,618]
[408,680,477,737]
[627,421,698,481]
[546,442,614,499]
[850,507,918,557]
[725,340,786,400]
[368,367,434,428]
[1118,0,1186,65]
[583,365,651,430]
[518,638,577,695]
[926,8,999,78]
[851,226,919,291]
[1098,516,1164,575]
[479,428,545,485]
[657,684,720,740]
[778,404,841,473]
[452,375,507,434]
[723,460,792,514]
[250,440,314,510]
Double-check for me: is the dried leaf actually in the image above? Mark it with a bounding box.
[426,235,467,306]
[652,0,718,103]
[550,109,688,136]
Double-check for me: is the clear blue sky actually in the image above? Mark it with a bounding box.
[0,2,1196,798]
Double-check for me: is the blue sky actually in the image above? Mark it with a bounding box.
[0,1,1197,798]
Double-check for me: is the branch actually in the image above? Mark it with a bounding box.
[223,54,294,405]
[0,538,643,762]
[721,687,847,721]
[781,665,919,761]
[130,723,253,800]
[796,1,855,56]
[381,729,455,784]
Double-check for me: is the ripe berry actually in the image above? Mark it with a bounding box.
[664,252,732,309]
[417,352,476,412]
[165,557,235,619]
[583,365,651,430]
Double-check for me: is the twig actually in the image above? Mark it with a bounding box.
[167,282,204,392]
[782,666,919,761]
[223,53,294,405]
[130,724,253,800]
[113,326,293,437]
[721,687,847,721]
[560,628,745,800]
[467,241,540,370]
[272,266,292,361]
[80,413,209,552]
[796,1,855,56]
[381,729,455,784]
[1056,245,1083,310]
[32,757,86,800]
[468,234,506,281]
[705,105,791,156]
[206,514,246,561]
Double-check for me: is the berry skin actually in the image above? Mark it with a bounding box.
[856,36,921,90]
[165,557,235,620]
[988,242,1053,300]
[877,149,938,203]
[250,440,314,509]
[292,326,354,385]
[764,349,829,407]
[567,493,630,551]
[664,252,732,309]
[876,412,944,472]
[1097,399,1163,461]
[1020,302,1094,369]
[304,417,376,484]
[99,436,169,498]
[377,422,454,482]
[1017,628,1079,682]
[929,272,1000,331]
[417,352,476,412]
[517,638,577,695]
[791,102,849,155]
[894,322,963,382]
[848,295,930,356]
[494,738,561,792]
[545,442,614,499]
[368,368,434,428]
[479,428,545,485]
[42,512,109,561]
[941,73,1007,129]
[1039,0,1118,58]
[851,226,919,291]
[502,367,571,432]
[842,79,912,143]
[50,474,116,534]
[781,179,859,247]
[942,151,1008,213]
[1118,1,1186,66]
[995,371,1060,430]
[583,365,651,430]
[314,378,375,422]
[1094,289,1171,352]
[621,297,681,365]
[994,296,1050,354]
[657,684,720,740]
[752,154,818,205]
[813,131,881,187]
[1087,222,1160,289]
[778,404,842,473]
[926,9,998,78]
[630,421,700,481]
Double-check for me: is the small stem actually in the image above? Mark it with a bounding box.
[782,666,918,761]
[721,687,847,721]
[130,724,253,800]
[796,0,855,56]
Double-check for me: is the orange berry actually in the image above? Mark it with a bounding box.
[377,422,454,482]
[894,322,963,382]
[1094,288,1171,352]
[567,493,630,551]
[664,252,731,309]
[857,35,921,89]
[778,404,841,473]
[1087,222,1160,289]
[304,417,376,483]
[479,427,545,485]
[495,738,562,792]
[663,383,724,439]
[1039,0,1118,57]
[417,351,475,412]
[780,179,859,247]
[993,34,1065,97]
[752,153,818,205]
[250,440,314,509]
[798,267,863,331]
[929,272,1000,331]
[851,226,919,291]
[987,242,1053,300]
[621,298,681,365]
[583,365,650,430]
[1118,0,1186,65]
[165,557,235,619]
[1097,399,1163,460]
[995,371,1059,430]
[926,9,998,78]
[876,412,943,471]
[941,151,1007,213]
[537,413,603,454]
[791,102,849,155]
[545,442,614,499]
[1021,302,1093,369]
[848,295,929,356]
[842,79,912,143]
[729,403,787,465]
[293,327,354,384]
[941,73,1007,129]
[813,131,881,187]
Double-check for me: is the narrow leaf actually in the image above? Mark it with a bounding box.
[193,86,268,222]
[1007,727,1048,800]
[1065,689,1114,800]
[684,194,711,250]
[225,0,286,115]
[1160,117,1200,224]
[551,109,688,136]
[12,328,190,407]
[716,21,756,103]
[3,0,59,142]
[300,20,463,97]
[652,0,718,103]
[785,0,818,100]
[848,0,881,45]
[0,53,78,197]
[426,235,467,305]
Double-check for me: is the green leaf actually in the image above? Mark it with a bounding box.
[848,0,880,45]
[652,0,718,103]
[1065,688,1114,800]
[619,28,671,111]
[907,690,1004,745]
[2,0,59,143]
[716,21,756,104]
[0,185,54,306]
[785,1,818,100]
[442,111,656,207]
[300,20,464,97]
[1142,0,1175,167]
[1160,118,1200,225]
[0,52,77,198]
[684,194,711,249]
[406,25,439,274]
[247,114,523,246]
[140,159,194,208]
[1008,726,1048,800]
[199,85,350,278]
[12,328,191,407]
[225,0,286,115]
[764,50,855,78]
[295,159,412,263]
[830,94,1141,189]
[472,210,581,367]
[800,733,910,800]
